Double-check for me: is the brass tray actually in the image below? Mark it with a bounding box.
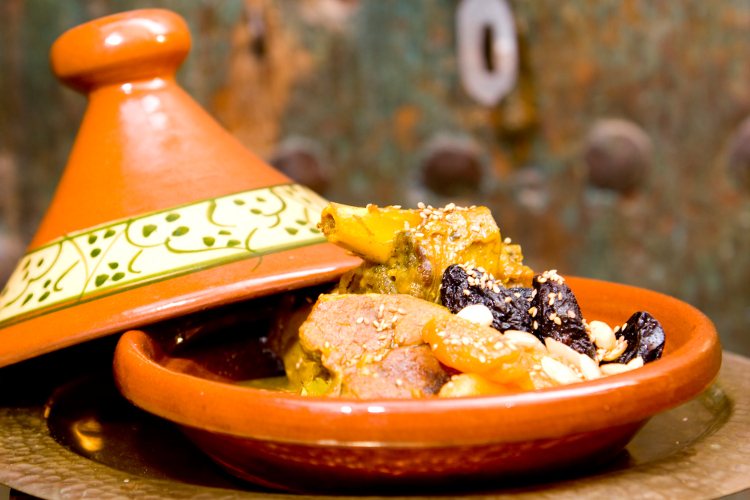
[1,352,750,500]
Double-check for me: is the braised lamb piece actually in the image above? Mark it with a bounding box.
[270,294,452,398]
[320,203,533,303]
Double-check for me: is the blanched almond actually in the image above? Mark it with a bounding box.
[541,357,583,385]
[601,339,628,361]
[579,353,602,380]
[503,330,547,353]
[600,357,644,376]
[456,304,494,327]
[589,321,617,350]
[544,338,583,369]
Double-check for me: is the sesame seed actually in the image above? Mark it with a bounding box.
[404,221,410,230]
[396,379,403,386]
[553,317,562,326]
[392,205,401,209]
[505,297,512,303]
[558,292,563,300]
[324,341,330,348]
[463,289,471,296]
[493,341,503,350]
[549,297,555,305]
[415,232,424,237]
[567,310,575,318]
[356,317,364,324]
[514,292,521,298]
[364,318,370,325]
[418,202,426,209]
[504,237,512,244]
[533,321,539,329]
[479,355,487,363]
[538,277,547,283]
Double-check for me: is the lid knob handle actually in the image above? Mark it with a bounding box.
[50,9,191,93]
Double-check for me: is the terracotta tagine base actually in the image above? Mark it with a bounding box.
[113,277,721,494]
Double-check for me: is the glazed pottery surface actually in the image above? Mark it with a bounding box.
[0,10,359,368]
[113,277,722,494]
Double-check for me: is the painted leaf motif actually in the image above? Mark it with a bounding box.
[143,225,158,237]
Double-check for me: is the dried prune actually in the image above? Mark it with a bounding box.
[441,264,533,333]
[530,272,596,359]
[605,311,665,365]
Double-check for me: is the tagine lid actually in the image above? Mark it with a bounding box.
[0,9,359,369]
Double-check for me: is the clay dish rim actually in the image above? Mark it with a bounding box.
[113,276,722,447]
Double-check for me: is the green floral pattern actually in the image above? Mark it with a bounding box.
[0,184,328,327]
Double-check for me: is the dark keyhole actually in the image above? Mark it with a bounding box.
[482,24,495,72]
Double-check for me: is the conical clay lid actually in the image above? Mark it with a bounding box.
[0,9,358,368]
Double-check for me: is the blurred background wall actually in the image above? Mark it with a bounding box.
[1,0,749,354]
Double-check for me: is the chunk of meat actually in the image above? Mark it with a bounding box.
[321,203,534,302]
[289,294,452,398]
[342,345,448,399]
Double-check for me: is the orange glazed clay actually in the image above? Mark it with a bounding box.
[0,9,359,368]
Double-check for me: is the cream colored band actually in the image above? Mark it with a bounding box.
[0,184,327,326]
